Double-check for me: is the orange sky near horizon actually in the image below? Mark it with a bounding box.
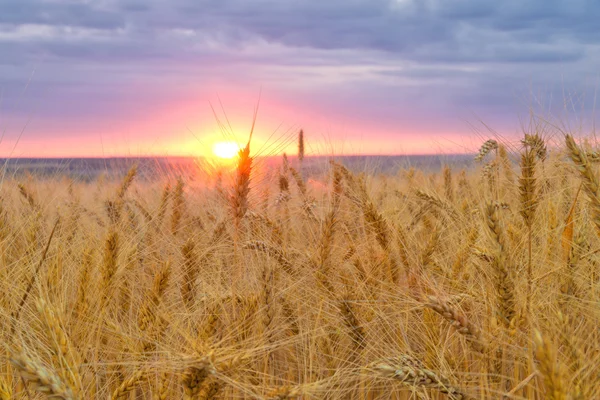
[0,88,484,158]
[0,126,478,158]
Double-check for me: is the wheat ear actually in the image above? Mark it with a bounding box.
[366,355,472,400]
[110,370,145,400]
[425,296,486,353]
[533,330,569,400]
[565,134,600,235]
[10,349,78,400]
[231,141,252,230]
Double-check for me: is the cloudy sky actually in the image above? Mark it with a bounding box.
[1,0,599,157]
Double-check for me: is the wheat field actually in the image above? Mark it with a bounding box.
[0,130,598,399]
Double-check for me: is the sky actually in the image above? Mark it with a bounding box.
[1,0,600,157]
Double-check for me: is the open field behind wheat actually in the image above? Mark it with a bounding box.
[0,133,598,399]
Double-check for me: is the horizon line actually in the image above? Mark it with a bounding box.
[0,153,475,160]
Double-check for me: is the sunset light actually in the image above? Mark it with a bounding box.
[3,2,599,398]
[212,141,239,159]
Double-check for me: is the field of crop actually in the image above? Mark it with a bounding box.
[0,131,598,399]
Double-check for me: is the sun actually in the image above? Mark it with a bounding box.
[212,141,239,159]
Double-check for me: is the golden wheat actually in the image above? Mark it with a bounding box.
[1,133,598,399]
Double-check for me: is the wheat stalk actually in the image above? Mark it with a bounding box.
[298,129,305,163]
[519,144,538,320]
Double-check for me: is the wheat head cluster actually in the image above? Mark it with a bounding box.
[0,129,599,400]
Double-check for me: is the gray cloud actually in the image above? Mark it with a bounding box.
[3,0,595,64]
[0,0,125,29]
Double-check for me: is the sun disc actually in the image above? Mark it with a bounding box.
[212,141,239,159]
